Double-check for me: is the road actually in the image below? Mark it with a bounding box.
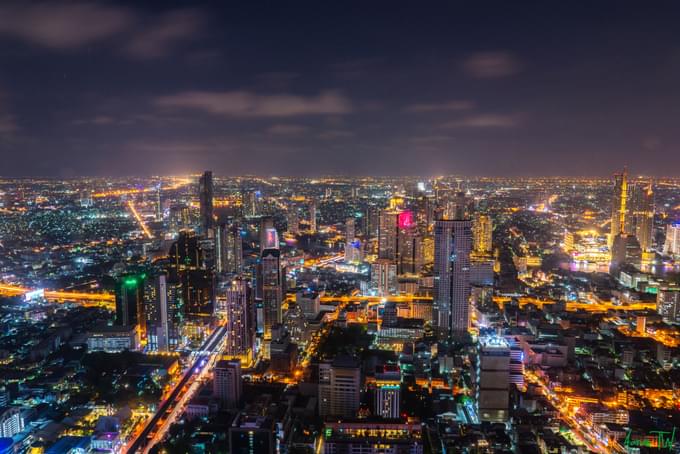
[125,324,228,454]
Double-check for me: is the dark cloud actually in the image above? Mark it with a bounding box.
[267,124,309,135]
[441,113,523,129]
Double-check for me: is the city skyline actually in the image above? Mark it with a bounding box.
[2,1,680,177]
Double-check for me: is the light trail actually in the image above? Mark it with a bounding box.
[125,324,228,453]
[127,200,154,239]
[0,283,114,309]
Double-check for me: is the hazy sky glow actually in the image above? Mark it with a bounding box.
[1,1,680,177]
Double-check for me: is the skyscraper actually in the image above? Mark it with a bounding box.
[216,222,243,274]
[318,356,361,417]
[629,181,654,251]
[477,336,510,422]
[397,210,422,275]
[155,181,162,222]
[610,169,629,244]
[260,248,282,341]
[344,217,362,263]
[115,273,146,335]
[378,209,399,261]
[225,278,254,360]
[145,272,180,352]
[198,171,214,236]
[287,206,299,235]
[371,259,397,296]
[259,216,275,254]
[309,200,317,233]
[433,219,472,341]
[472,213,493,255]
[663,222,680,256]
[214,359,242,408]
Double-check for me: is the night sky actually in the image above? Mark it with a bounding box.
[1,1,680,177]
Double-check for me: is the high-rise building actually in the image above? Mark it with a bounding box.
[214,359,242,408]
[309,200,317,233]
[344,217,362,263]
[259,216,275,254]
[225,278,254,360]
[0,407,24,438]
[115,273,146,335]
[610,233,641,275]
[371,259,397,296]
[657,287,680,323]
[198,170,214,236]
[663,222,680,256]
[242,190,258,218]
[169,204,191,232]
[374,364,401,419]
[433,219,472,341]
[287,206,299,235]
[629,181,654,251]
[477,336,510,422]
[397,211,422,275]
[155,181,162,221]
[472,213,493,255]
[319,356,361,417]
[216,222,243,274]
[378,209,400,261]
[610,169,629,244]
[260,248,282,341]
[169,231,215,316]
[145,272,180,352]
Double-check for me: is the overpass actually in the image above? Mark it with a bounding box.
[0,283,115,309]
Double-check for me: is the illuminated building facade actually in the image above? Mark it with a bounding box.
[198,170,214,236]
[657,287,680,323]
[397,211,422,275]
[433,219,472,340]
[378,209,400,261]
[145,272,181,352]
[663,222,680,256]
[225,278,254,360]
[216,222,243,274]
[477,336,510,422]
[371,259,397,296]
[260,248,283,341]
[472,213,493,255]
[214,359,242,408]
[309,200,317,233]
[319,356,361,418]
[115,273,146,335]
[374,364,401,419]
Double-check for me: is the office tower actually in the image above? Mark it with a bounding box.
[169,231,215,317]
[610,233,641,274]
[115,273,146,335]
[374,364,401,419]
[472,213,493,255]
[309,200,317,233]
[446,191,472,220]
[144,272,179,352]
[225,278,254,359]
[198,170,214,236]
[169,204,191,231]
[242,190,258,218]
[259,216,275,254]
[381,302,398,327]
[433,219,472,341]
[629,181,654,251]
[287,206,299,234]
[260,248,282,341]
[378,209,399,261]
[318,356,361,417]
[477,336,510,422]
[397,210,422,275]
[663,222,680,256]
[657,287,680,323]
[216,222,243,274]
[611,169,628,244]
[214,359,242,408]
[344,217,362,263]
[155,181,162,221]
[226,223,244,274]
[371,259,397,296]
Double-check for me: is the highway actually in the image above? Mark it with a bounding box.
[125,324,228,454]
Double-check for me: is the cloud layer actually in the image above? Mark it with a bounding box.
[463,52,521,79]
[155,90,352,117]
